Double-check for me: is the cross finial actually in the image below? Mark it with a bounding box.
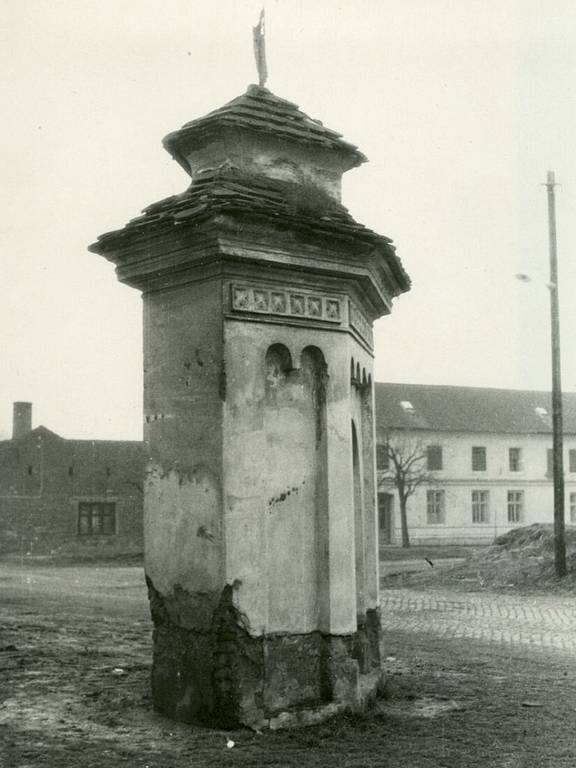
[253,9,268,88]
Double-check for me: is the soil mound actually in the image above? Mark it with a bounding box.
[492,523,576,554]
[388,524,576,592]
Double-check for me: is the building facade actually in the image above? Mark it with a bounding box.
[0,402,145,556]
[375,384,576,545]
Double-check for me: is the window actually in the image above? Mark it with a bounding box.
[27,465,33,476]
[427,490,445,524]
[68,466,74,478]
[570,493,576,524]
[427,445,443,471]
[569,450,576,473]
[547,449,553,477]
[472,490,489,523]
[509,448,522,472]
[507,491,523,523]
[472,447,486,472]
[78,502,116,536]
[376,444,390,470]
[376,445,389,470]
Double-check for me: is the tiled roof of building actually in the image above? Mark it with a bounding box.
[163,84,367,169]
[89,168,409,291]
[375,383,576,435]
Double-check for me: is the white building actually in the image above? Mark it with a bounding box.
[375,383,576,545]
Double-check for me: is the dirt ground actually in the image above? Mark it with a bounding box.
[1,561,575,768]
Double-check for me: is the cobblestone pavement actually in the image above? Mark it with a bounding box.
[380,588,576,654]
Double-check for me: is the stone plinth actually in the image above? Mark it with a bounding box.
[90,85,410,728]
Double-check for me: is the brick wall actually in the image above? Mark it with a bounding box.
[0,428,144,556]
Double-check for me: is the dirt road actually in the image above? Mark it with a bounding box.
[1,562,575,767]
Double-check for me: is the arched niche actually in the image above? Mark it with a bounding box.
[301,346,328,444]
[351,418,365,622]
[263,343,330,635]
[265,343,293,399]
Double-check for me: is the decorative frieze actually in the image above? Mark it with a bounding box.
[231,285,342,324]
[349,300,373,349]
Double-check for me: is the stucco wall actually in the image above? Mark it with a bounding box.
[223,319,377,637]
[143,279,224,606]
[378,430,576,544]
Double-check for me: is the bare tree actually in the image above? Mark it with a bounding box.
[378,434,434,548]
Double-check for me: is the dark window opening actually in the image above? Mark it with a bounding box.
[569,449,576,473]
[427,445,443,471]
[68,466,74,477]
[376,444,389,470]
[509,448,521,472]
[78,502,116,536]
[106,467,111,477]
[472,447,486,472]
[27,465,33,476]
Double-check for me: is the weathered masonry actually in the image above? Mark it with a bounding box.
[0,402,144,557]
[90,85,410,728]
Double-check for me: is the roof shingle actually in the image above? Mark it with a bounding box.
[375,383,576,435]
[163,84,367,170]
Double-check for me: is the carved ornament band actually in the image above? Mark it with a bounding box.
[348,300,374,348]
[231,284,342,323]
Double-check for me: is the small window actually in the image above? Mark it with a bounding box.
[472,447,486,472]
[427,445,443,471]
[27,465,33,476]
[507,491,523,523]
[68,466,74,478]
[570,493,576,524]
[376,444,389,470]
[472,490,489,523]
[547,448,553,477]
[78,502,116,536]
[569,450,576,473]
[426,490,445,524]
[509,448,522,472]
[106,466,112,477]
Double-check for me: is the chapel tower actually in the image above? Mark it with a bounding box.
[90,84,410,728]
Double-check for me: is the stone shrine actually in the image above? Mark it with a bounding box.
[90,85,410,728]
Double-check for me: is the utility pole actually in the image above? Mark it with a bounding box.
[545,170,567,577]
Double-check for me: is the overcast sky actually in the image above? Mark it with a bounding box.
[2,0,576,440]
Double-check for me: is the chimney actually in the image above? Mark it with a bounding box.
[12,402,32,439]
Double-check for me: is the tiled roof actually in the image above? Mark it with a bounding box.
[0,426,144,450]
[163,84,367,169]
[89,168,409,291]
[375,383,576,435]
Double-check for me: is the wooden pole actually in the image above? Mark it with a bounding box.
[545,170,567,577]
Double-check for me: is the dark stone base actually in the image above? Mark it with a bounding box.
[147,577,383,729]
